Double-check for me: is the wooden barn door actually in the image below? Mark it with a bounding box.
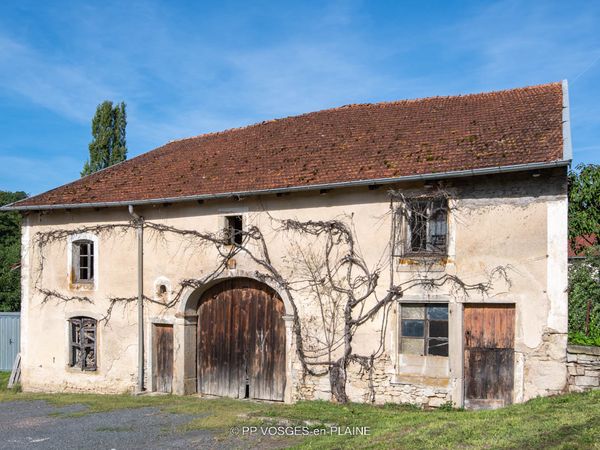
[197,278,286,401]
[153,324,173,393]
[464,304,515,409]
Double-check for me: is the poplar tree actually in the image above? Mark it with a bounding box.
[81,101,128,176]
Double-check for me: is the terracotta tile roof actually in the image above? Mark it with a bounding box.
[569,234,598,258]
[13,82,567,209]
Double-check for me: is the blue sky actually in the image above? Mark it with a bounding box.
[0,0,598,195]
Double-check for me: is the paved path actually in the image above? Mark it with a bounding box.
[0,401,228,449]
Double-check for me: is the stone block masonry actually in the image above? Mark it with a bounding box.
[567,345,600,392]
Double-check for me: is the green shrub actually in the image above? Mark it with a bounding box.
[568,248,600,346]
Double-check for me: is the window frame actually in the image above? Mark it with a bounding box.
[395,197,448,257]
[73,239,94,283]
[224,214,244,245]
[398,303,449,357]
[68,233,99,289]
[68,316,97,371]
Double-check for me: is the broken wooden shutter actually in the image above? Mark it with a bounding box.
[69,317,97,370]
[70,317,82,367]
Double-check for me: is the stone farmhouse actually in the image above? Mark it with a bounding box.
[3,81,572,409]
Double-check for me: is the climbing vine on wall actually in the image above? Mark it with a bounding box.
[30,190,511,403]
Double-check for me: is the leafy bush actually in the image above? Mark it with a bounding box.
[568,248,600,346]
[568,331,600,347]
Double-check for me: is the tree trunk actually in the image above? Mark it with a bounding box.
[329,359,348,403]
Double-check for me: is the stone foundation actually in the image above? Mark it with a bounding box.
[566,345,600,392]
[293,356,450,408]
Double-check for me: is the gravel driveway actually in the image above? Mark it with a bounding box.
[0,400,230,449]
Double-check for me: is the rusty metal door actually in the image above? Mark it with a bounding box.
[197,278,286,401]
[464,304,515,409]
[153,324,173,393]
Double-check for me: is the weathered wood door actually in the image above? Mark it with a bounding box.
[153,324,173,393]
[464,304,515,409]
[197,278,286,401]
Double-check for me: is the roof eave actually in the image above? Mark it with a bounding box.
[1,160,571,212]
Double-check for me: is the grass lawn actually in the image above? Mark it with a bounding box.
[1,371,599,449]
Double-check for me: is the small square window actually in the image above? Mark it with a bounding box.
[399,303,448,357]
[224,215,243,245]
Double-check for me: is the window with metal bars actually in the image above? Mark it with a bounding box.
[399,303,448,357]
[395,198,448,256]
[69,316,97,370]
[73,240,94,283]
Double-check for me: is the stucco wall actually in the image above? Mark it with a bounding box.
[20,168,568,406]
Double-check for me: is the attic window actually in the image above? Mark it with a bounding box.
[225,215,243,245]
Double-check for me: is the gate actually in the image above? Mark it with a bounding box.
[197,278,286,401]
[0,312,20,371]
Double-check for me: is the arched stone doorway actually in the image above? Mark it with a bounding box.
[197,278,286,401]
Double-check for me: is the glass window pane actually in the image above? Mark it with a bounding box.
[79,268,88,280]
[428,339,448,356]
[79,243,88,256]
[427,305,448,320]
[401,304,425,319]
[79,255,88,268]
[429,320,448,338]
[402,320,424,337]
[401,338,425,355]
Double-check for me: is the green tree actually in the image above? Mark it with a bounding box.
[0,191,27,312]
[81,101,128,176]
[568,164,600,345]
[568,163,600,250]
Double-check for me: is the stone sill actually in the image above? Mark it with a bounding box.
[391,374,450,388]
[69,283,95,292]
[65,366,99,374]
[396,257,456,274]
[567,344,600,356]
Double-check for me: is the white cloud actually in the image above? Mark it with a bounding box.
[0,35,118,123]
